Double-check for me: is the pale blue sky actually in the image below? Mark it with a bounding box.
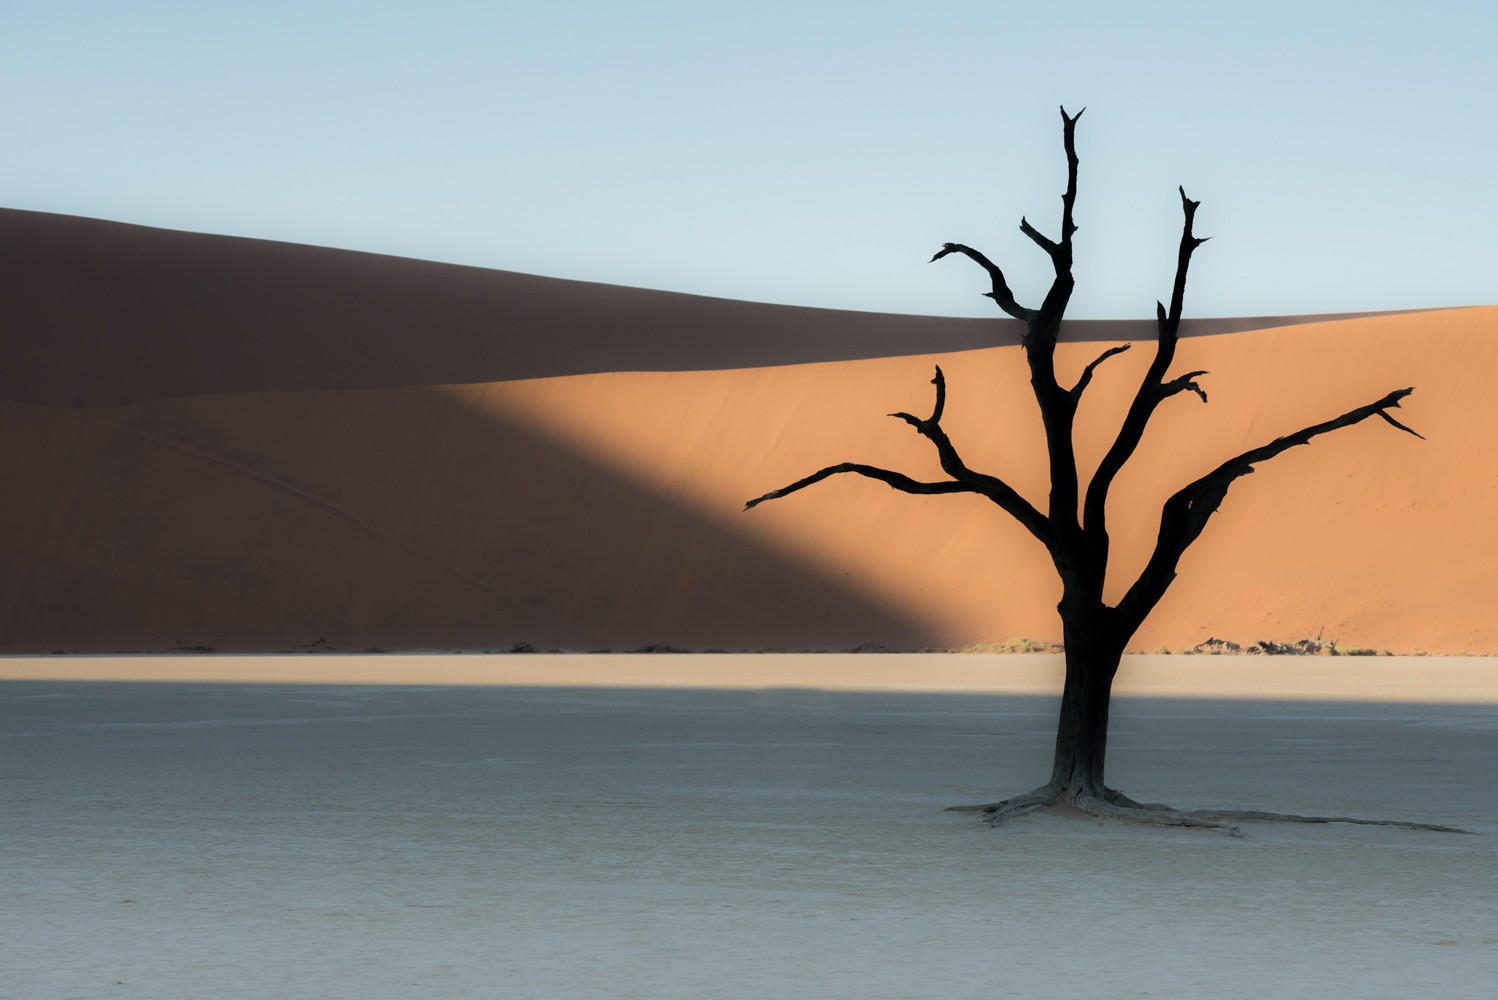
[4,1,1493,318]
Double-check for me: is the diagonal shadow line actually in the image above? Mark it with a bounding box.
[0,380,957,654]
[0,207,1448,408]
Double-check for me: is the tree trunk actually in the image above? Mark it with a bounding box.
[1048,612,1124,801]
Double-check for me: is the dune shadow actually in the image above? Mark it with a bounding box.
[0,382,946,654]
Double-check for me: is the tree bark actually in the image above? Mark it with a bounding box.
[1049,607,1124,800]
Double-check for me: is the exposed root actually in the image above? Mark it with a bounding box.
[945,781,1061,824]
[1069,792,1244,836]
[1179,808,1471,835]
[948,786,1472,836]
[1098,785,1170,811]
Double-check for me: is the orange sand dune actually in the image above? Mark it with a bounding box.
[1,209,1492,654]
[453,306,1498,655]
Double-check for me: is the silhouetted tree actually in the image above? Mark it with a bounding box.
[746,107,1457,834]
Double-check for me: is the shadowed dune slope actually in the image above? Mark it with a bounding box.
[0,386,937,653]
[1,209,1492,653]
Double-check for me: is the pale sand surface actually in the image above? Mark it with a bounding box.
[4,652,1498,703]
[3,666,1495,998]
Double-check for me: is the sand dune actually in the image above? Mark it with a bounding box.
[1,209,1492,654]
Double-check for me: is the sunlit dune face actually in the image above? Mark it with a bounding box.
[455,307,1498,654]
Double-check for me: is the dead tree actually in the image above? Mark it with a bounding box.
[746,107,1460,835]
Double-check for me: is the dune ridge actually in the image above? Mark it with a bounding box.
[1,209,1492,654]
[1,207,1431,406]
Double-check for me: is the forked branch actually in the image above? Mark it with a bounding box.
[1020,216,1059,257]
[888,366,1051,543]
[1117,387,1421,630]
[1029,105,1085,333]
[890,365,946,429]
[747,369,1052,547]
[1161,369,1210,403]
[929,106,1084,332]
[1167,186,1208,324]
[1081,185,1211,552]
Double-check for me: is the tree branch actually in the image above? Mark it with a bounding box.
[932,108,1083,333]
[743,463,974,511]
[1071,343,1132,401]
[1116,387,1421,630]
[748,368,1052,547]
[890,364,946,427]
[1028,106,1085,333]
[998,107,1092,534]
[1161,369,1210,403]
[1081,185,1210,557]
[886,367,1052,544]
[1020,216,1059,257]
[1059,106,1084,246]
[929,243,1035,321]
[1377,409,1425,439]
[1168,187,1207,326]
